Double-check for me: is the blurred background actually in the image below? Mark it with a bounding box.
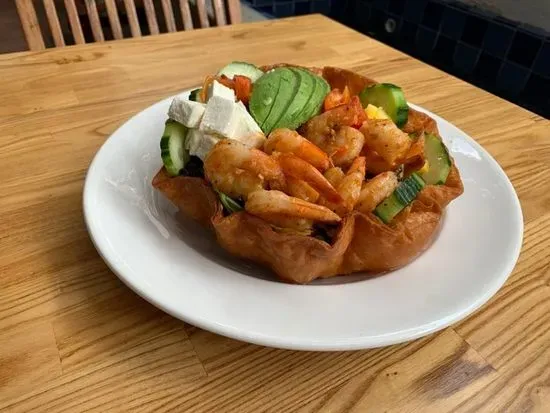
[3,0,549,118]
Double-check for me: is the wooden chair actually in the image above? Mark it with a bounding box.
[15,0,242,51]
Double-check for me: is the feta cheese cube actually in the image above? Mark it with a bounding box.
[188,130,219,161]
[199,96,242,138]
[206,80,235,102]
[168,96,206,128]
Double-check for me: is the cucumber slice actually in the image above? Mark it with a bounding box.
[218,61,264,83]
[374,173,425,224]
[216,190,244,214]
[419,134,452,185]
[189,88,201,102]
[160,120,190,176]
[359,83,409,127]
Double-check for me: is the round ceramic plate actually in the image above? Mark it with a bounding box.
[83,92,523,351]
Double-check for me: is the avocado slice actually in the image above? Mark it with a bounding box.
[273,67,316,131]
[249,70,282,129]
[296,70,330,124]
[293,68,327,128]
[260,68,299,134]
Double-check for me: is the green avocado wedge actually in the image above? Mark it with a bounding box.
[249,70,283,131]
[291,69,330,127]
[249,68,298,134]
[274,67,316,131]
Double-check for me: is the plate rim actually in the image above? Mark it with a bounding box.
[83,94,524,351]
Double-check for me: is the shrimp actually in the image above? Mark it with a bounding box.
[336,156,366,215]
[276,153,342,204]
[285,176,319,203]
[360,119,412,166]
[320,157,366,216]
[204,140,285,200]
[330,126,365,166]
[301,96,366,145]
[245,190,341,231]
[300,98,366,167]
[324,167,345,188]
[264,129,330,171]
[356,172,399,214]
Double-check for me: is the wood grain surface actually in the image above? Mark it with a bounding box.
[0,14,548,412]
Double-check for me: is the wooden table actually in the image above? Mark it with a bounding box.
[1,14,549,412]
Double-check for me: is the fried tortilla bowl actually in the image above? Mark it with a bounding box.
[153,66,464,284]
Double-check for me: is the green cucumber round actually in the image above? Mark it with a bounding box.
[218,61,264,83]
[160,120,190,176]
[359,83,409,127]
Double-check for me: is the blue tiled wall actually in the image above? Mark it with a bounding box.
[246,0,550,119]
[243,0,332,17]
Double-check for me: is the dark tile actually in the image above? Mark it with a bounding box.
[416,26,437,58]
[433,35,456,67]
[373,0,388,10]
[388,0,406,15]
[496,62,530,96]
[422,1,444,31]
[274,3,294,17]
[461,14,488,47]
[312,0,331,14]
[257,5,274,15]
[494,14,519,29]
[351,1,371,30]
[521,73,550,111]
[399,20,418,50]
[483,22,515,58]
[507,31,542,68]
[533,41,550,77]
[403,0,427,24]
[454,43,480,74]
[368,7,387,34]
[440,7,466,40]
[474,52,502,86]
[294,1,311,15]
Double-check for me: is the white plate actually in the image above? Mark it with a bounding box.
[83,93,523,351]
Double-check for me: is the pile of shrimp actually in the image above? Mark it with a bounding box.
[204,97,421,236]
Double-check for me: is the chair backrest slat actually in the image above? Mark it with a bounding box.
[84,0,105,42]
[212,0,227,26]
[227,0,241,24]
[196,0,209,29]
[15,0,46,50]
[16,0,242,51]
[64,0,85,44]
[142,0,160,35]
[42,0,65,47]
[104,0,124,39]
[179,0,193,31]
[123,0,142,37]
[160,0,177,32]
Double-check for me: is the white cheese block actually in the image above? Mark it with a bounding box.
[233,101,265,148]
[168,97,206,128]
[187,129,219,161]
[206,80,235,102]
[199,96,242,138]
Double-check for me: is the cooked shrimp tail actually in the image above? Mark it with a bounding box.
[265,129,330,171]
[245,190,341,224]
[285,176,320,203]
[204,140,285,199]
[320,157,366,216]
[276,153,342,203]
[360,119,412,165]
[356,171,399,214]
